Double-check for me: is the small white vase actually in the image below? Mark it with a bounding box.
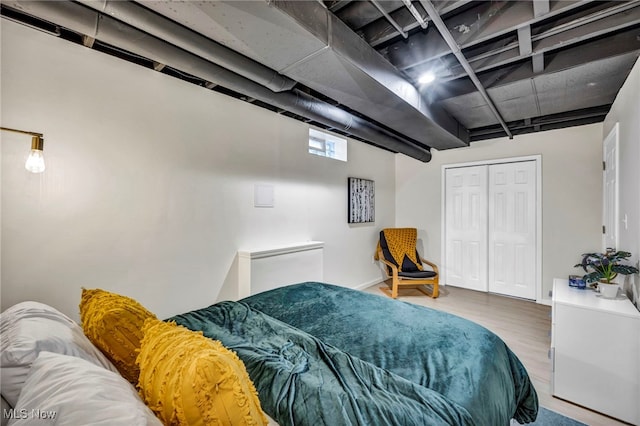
[599,283,619,298]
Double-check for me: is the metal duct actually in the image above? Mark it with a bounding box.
[1,0,432,161]
[77,0,296,93]
[139,0,470,150]
[268,1,468,148]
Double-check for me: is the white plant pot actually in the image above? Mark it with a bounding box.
[599,283,619,298]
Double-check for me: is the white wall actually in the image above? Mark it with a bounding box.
[396,124,603,302]
[0,21,394,320]
[603,58,640,308]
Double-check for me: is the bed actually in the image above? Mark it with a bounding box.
[170,282,538,426]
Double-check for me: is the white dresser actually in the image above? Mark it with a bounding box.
[551,278,640,424]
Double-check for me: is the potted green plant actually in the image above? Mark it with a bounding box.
[575,249,639,298]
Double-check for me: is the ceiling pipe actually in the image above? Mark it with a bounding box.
[77,0,296,93]
[1,0,432,161]
[419,0,513,139]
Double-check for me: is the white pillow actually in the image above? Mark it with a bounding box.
[1,396,11,426]
[8,352,162,426]
[0,301,117,406]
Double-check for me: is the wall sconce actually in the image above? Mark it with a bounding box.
[1,127,46,173]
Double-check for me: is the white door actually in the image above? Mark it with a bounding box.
[444,165,488,292]
[488,161,537,299]
[602,124,619,250]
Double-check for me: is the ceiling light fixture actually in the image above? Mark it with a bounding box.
[1,127,46,173]
[418,72,436,85]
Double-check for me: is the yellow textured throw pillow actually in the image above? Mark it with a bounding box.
[79,288,157,384]
[137,319,267,426]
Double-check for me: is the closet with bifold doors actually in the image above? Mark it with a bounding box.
[443,157,540,300]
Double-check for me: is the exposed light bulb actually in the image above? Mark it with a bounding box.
[418,72,436,85]
[25,149,45,173]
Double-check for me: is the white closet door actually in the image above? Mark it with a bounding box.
[444,165,488,292]
[488,161,536,299]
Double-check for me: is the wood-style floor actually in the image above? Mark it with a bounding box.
[363,283,628,426]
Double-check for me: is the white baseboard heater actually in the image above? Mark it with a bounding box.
[237,241,324,298]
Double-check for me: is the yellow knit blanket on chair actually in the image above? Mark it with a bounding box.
[382,228,423,271]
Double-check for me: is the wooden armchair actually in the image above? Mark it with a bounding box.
[374,228,439,299]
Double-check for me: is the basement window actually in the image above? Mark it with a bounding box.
[308,128,347,161]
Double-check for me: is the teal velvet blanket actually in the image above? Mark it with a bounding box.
[170,301,474,426]
[170,282,537,425]
[241,283,538,426]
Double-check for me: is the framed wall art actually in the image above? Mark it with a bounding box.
[348,177,375,223]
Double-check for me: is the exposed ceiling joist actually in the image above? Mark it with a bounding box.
[327,1,351,13]
[470,105,610,140]
[359,3,427,46]
[370,0,408,38]
[434,27,640,100]
[518,25,533,56]
[420,0,513,138]
[412,4,640,84]
[384,0,587,71]
[533,0,550,18]
[436,1,475,16]
[332,1,404,31]
[82,34,94,48]
[401,0,428,29]
[532,52,545,73]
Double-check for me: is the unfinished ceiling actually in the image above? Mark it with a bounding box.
[2,1,639,161]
